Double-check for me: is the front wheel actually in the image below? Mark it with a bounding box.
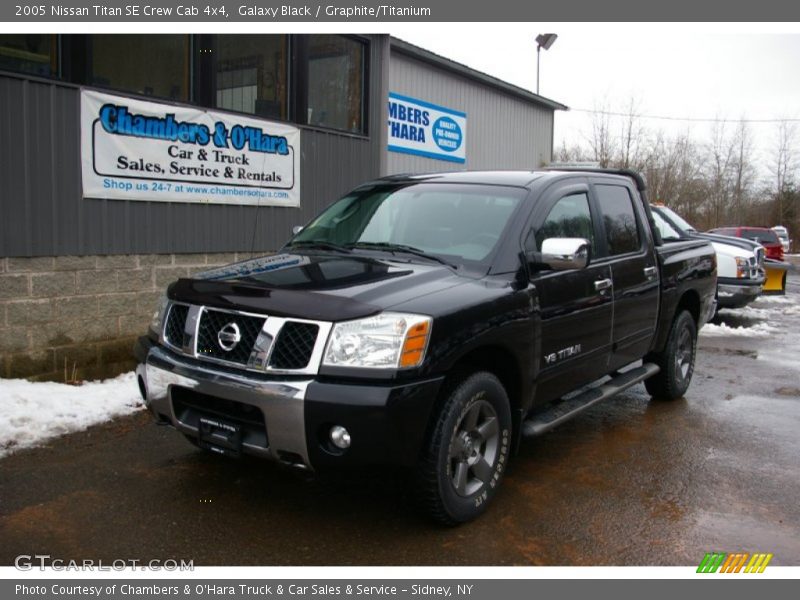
[417,372,512,525]
[644,310,697,400]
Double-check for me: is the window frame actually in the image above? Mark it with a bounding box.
[527,190,597,256]
[208,34,291,121]
[82,34,193,103]
[589,180,649,260]
[520,179,604,267]
[0,34,59,79]
[293,34,369,137]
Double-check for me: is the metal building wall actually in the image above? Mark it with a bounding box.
[386,50,555,175]
[0,36,384,258]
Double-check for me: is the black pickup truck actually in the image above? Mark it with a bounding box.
[135,169,716,524]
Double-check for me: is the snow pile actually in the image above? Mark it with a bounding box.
[754,295,794,304]
[700,321,780,338]
[0,372,143,458]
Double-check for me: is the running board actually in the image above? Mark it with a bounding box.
[522,363,660,437]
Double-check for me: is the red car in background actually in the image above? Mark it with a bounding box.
[708,226,785,261]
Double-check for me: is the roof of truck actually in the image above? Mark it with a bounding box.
[372,168,644,190]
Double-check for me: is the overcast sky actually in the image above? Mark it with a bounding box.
[395,24,800,179]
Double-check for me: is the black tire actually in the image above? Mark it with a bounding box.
[644,310,697,400]
[417,372,512,525]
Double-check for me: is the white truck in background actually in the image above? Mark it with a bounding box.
[651,205,765,309]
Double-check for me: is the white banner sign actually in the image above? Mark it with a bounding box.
[81,90,300,206]
[387,92,467,164]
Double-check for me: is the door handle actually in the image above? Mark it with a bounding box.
[594,278,613,292]
[644,266,658,279]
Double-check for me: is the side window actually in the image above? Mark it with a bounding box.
[527,192,594,253]
[595,185,642,255]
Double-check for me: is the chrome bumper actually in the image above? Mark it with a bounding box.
[136,345,313,469]
[717,282,762,308]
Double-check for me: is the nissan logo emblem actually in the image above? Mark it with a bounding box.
[217,322,242,351]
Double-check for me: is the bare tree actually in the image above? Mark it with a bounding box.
[618,96,646,170]
[586,100,617,168]
[704,119,736,228]
[730,119,756,224]
[771,120,797,226]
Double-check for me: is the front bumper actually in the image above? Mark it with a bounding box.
[717,277,764,308]
[135,337,444,470]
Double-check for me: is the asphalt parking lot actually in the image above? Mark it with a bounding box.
[1,274,799,567]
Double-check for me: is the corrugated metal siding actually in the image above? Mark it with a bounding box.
[386,52,554,175]
[0,36,384,257]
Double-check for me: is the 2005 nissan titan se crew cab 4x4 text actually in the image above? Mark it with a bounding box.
[135,169,717,524]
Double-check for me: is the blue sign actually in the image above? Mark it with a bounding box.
[387,93,467,164]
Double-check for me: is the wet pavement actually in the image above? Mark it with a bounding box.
[1,276,799,566]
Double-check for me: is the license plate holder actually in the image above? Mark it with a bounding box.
[197,416,243,457]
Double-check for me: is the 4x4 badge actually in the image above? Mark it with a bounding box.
[217,322,241,351]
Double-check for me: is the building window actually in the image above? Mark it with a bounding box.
[305,35,365,134]
[89,35,189,101]
[0,35,56,77]
[215,35,288,120]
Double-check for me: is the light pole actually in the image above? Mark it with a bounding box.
[535,33,558,95]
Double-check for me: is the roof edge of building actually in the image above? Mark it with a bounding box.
[389,36,569,112]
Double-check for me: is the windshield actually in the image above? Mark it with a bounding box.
[651,209,682,240]
[289,182,526,266]
[656,205,696,233]
[742,228,779,244]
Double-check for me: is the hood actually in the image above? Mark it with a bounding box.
[708,240,752,259]
[690,231,762,253]
[166,252,468,322]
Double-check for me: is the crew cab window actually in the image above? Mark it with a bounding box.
[595,185,641,255]
[529,192,594,253]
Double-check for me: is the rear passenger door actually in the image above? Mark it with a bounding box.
[527,183,614,402]
[591,180,660,370]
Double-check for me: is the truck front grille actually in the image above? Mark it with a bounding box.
[164,304,189,349]
[196,308,266,366]
[159,301,329,374]
[269,322,319,369]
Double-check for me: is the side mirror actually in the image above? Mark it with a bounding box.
[292,225,304,235]
[536,238,591,271]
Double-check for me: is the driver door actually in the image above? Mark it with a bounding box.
[528,184,614,404]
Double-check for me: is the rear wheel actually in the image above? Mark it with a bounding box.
[644,310,697,400]
[417,372,512,525]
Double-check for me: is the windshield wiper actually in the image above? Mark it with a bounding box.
[349,242,457,269]
[286,240,352,254]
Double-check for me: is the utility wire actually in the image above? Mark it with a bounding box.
[569,108,800,124]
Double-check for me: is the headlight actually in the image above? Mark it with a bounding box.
[149,294,169,336]
[323,312,432,369]
[735,257,748,278]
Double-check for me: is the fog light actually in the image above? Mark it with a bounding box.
[330,426,351,449]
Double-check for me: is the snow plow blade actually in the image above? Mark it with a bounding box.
[763,259,788,296]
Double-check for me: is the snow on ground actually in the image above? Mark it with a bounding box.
[752,295,794,304]
[704,282,800,372]
[700,321,780,338]
[0,372,143,458]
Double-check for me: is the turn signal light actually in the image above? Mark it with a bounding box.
[399,320,431,368]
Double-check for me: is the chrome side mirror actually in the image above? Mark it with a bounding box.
[292,225,304,235]
[539,238,591,271]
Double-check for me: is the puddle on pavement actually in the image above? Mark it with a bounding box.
[702,347,759,359]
